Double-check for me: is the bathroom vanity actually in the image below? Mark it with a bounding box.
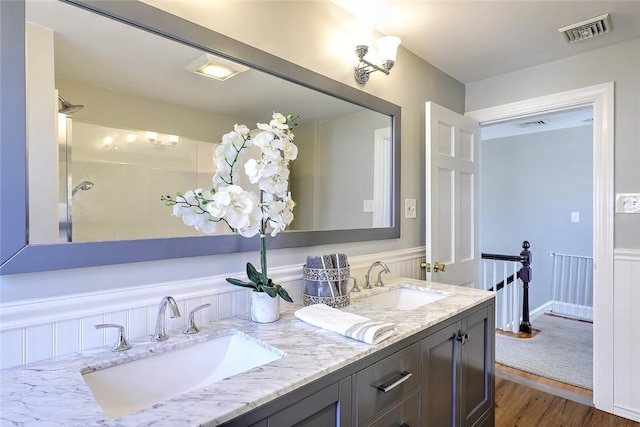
[0,278,494,426]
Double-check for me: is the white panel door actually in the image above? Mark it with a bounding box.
[425,102,480,287]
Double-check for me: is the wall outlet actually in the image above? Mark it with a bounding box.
[405,199,417,219]
[615,193,640,213]
[363,199,374,213]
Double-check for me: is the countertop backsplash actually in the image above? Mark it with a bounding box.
[0,248,424,369]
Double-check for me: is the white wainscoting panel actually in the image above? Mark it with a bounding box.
[613,248,640,422]
[0,248,424,369]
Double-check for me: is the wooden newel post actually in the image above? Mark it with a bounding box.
[519,240,532,334]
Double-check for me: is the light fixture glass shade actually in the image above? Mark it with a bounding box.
[376,36,401,62]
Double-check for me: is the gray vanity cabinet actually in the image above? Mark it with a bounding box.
[355,342,421,425]
[265,377,352,426]
[421,304,494,427]
[226,377,352,427]
[223,300,495,427]
[366,390,420,427]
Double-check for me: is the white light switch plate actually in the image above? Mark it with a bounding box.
[616,193,640,213]
[571,212,580,222]
[363,199,374,213]
[405,199,417,219]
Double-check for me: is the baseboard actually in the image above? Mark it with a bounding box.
[614,405,640,423]
[529,300,553,319]
[550,301,593,321]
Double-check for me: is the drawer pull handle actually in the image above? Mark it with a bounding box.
[375,371,412,393]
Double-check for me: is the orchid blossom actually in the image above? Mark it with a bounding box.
[162,112,298,302]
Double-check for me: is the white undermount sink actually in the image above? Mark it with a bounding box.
[361,286,451,310]
[81,330,284,419]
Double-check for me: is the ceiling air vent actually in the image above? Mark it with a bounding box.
[559,13,612,43]
[518,120,547,129]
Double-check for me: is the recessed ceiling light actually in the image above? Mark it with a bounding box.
[185,53,249,81]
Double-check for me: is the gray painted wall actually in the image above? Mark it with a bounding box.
[291,109,388,231]
[481,125,593,310]
[467,38,640,249]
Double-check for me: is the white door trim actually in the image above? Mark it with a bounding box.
[373,127,392,227]
[465,82,614,413]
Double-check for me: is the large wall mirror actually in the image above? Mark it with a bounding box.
[0,0,401,274]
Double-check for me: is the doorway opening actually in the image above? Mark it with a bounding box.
[479,106,594,401]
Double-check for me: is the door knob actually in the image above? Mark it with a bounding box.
[433,262,446,272]
[422,262,446,272]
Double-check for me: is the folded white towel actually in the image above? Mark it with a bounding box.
[294,304,397,345]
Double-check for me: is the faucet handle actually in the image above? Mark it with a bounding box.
[95,323,132,352]
[349,276,361,293]
[183,304,211,335]
[376,269,389,287]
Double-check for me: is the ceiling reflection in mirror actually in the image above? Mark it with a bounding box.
[26,0,395,244]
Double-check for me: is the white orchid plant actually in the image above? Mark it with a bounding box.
[162,112,298,302]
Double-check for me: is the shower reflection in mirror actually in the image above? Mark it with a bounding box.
[55,114,391,243]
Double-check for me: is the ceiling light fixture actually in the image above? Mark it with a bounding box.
[354,35,401,85]
[185,53,249,81]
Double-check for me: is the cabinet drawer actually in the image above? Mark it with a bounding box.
[356,342,420,422]
[366,390,420,427]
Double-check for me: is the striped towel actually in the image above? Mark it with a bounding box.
[294,304,397,345]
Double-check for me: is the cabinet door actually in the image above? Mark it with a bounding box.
[421,321,458,426]
[269,376,351,427]
[459,306,493,427]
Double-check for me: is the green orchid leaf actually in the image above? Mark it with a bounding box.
[226,277,258,289]
[275,284,294,303]
[259,284,278,298]
[246,262,263,284]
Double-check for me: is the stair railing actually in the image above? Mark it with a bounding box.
[482,241,533,335]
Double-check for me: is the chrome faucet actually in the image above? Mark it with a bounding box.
[152,296,181,342]
[365,261,390,289]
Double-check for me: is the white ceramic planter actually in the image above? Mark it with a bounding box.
[250,291,280,323]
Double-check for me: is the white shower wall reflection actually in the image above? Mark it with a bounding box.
[58,113,392,243]
[63,121,222,242]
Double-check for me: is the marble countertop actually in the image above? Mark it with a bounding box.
[0,278,494,426]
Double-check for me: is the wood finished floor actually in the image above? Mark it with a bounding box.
[496,363,592,398]
[495,365,639,427]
